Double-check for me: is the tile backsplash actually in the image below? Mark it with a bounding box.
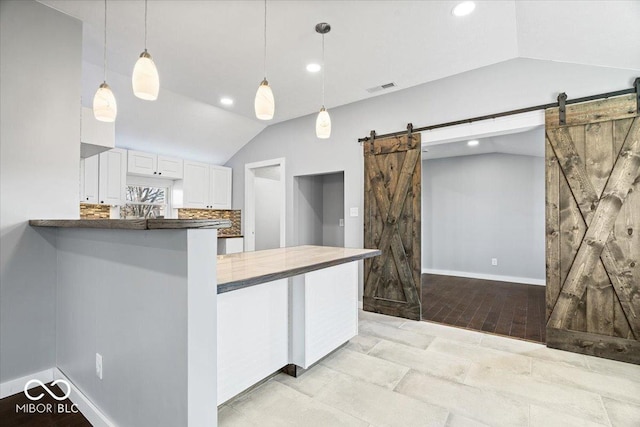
[79,204,242,237]
[80,203,111,219]
[178,209,242,236]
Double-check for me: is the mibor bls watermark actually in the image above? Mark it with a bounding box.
[16,379,79,415]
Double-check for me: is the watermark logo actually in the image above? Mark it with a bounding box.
[24,379,71,401]
[16,379,79,415]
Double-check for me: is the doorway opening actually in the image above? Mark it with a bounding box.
[293,171,345,247]
[421,111,547,342]
[244,158,286,251]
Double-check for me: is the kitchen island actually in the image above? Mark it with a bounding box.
[29,219,379,427]
[216,246,380,404]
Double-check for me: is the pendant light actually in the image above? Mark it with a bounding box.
[315,23,331,139]
[254,0,274,120]
[132,0,159,100]
[93,0,117,122]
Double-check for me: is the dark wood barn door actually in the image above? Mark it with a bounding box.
[545,94,640,364]
[363,133,421,320]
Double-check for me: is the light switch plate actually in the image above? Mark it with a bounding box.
[350,207,359,217]
[96,353,103,380]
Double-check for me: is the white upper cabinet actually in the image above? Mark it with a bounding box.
[128,150,157,176]
[210,166,232,210]
[127,150,183,179]
[80,148,127,206]
[175,162,232,210]
[182,161,210,208]
[157,155,184,179]
[98,148,127,206]
[80,155,99,203]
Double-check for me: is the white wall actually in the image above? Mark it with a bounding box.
[0,0,81,383]
[294,175,324,246]
[55,229,191,427]
[322,173,345,248]
[225,57,638,300]
[423,153,545,283]
[255,175,282,250]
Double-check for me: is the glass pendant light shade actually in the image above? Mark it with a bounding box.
[132,50,159,100]
[316,107,331,139]
[93,82,117,122]
[255,79,275,120]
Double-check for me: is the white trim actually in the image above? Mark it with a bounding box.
[423,268,546,286]
[0,368,53,399]
[420,110,545,147]
[358,300,363,310]
[53,368,115,427]
[244,158,286,251]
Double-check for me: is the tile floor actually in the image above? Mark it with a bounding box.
[218,311,640,427]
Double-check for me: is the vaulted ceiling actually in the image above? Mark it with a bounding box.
[39,0,640,163]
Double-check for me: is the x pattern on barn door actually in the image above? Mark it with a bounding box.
[545,94,640,364]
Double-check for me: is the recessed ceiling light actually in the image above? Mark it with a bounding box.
[306,63,321,73]
[452,1,476,17]
[467,139,479,147]
[220,97,234,106]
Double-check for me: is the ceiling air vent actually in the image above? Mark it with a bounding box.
[366,82,397,93]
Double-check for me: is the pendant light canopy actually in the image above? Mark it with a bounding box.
[315,23,331,139]
[93,0,117,122]
[254,0,274,120]
[132,0,159,100]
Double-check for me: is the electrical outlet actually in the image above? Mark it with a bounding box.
[491,258,498,266]
[96,353,103,380]
[350,207,359,217]
[339,218,344,227]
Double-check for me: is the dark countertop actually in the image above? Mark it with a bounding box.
[217,245,381,294]
[29,219,232,230]
[218,235,244,239]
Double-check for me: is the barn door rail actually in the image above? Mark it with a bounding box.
[358,78,640,143]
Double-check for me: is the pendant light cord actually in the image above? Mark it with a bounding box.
[144,0,148,51]
[322,33,325,107]
[103,0,107,82]
[263,0,267,80]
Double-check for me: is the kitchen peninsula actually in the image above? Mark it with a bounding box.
[29,219,379,427]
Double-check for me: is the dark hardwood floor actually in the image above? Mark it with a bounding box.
[421,274,546,343]
[0,383,91,427]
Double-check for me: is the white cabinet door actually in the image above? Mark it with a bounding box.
[99,148,127,205]
[210,166,232,210]
[81,155,99,204]
[157,155,183,179]
[183,161,210,208]
[127,150,157,176]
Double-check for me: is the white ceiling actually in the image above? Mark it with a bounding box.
[38,0,640,163]
[422,126,545,160]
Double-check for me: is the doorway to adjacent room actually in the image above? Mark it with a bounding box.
[244,158,286,251]
[420,111,547,342]
[293,171,345,247]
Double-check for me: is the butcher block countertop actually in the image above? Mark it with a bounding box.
[217,245,381,294]
[29,218,232,230]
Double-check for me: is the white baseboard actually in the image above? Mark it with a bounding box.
[0,368,54,399]
[422,269,546,286]
[358,300,363,310]
[53,368,115,427]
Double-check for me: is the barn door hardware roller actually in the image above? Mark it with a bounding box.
[635,78,640,113]
[558,92,568,126]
